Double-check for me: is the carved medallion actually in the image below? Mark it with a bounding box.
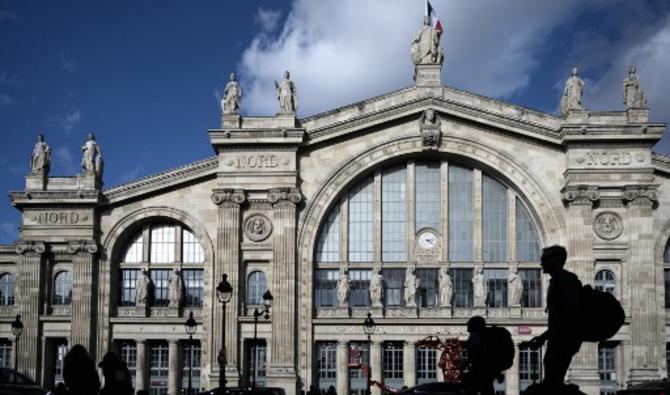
[593,212,623,240]
[244,214,273,242]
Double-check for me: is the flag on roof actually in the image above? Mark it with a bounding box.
[425,0,443,33]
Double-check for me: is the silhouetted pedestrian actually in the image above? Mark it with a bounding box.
[463,316,495,395]
[53,382,69,395]
[99,351,134,395]
[63,344,100,395]
[325,385,337,395]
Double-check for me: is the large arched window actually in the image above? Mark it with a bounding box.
[247,271,267,306]
[118,222,205,308]
[314,160,542,310]
[0,273,16,306]
[594,270,615,295]
[53,271,72,305]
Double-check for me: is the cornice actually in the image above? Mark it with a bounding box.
[652,152,670,176]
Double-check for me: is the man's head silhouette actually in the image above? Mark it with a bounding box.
[467,315,486,334]
[540,245,567,275]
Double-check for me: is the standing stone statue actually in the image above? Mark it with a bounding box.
[472,265,488,307]
[337,267,350,307]
[439,267,452,307]
[404,267,420,308]
[168,268,183,308]
[369,269,384,309]
[508,265,523,307]
[275,70,298,113]
[81,132,103,178]
[560,67,586,115]
[410,16,443,65]
[30,134,51,175]
[136,268,152,305]
[622,65,647,109]
[222,72,242,114]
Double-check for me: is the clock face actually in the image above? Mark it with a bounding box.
[418,231,438,249]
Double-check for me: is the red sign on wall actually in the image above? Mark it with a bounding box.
[518,326,532,335]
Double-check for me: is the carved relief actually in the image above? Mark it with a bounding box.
[211,189,246,206]
[15,240,46,255]
[623,186,658,206]
[268,188,302,205]
[593,212,623,240]
[244,214,273,242]
[66,240,98,255]
[225,154,289,169]
[29,211,89,225]
[420,109,441,150]
[562,185,599,206]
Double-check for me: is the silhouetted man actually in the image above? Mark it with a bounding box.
[531,245,582,392]
[464,316,495,395]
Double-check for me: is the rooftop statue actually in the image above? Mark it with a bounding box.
[411,15,443,65]
[275,70,298,113]
[623,65,647,109]
[81,132,103,178]
[560,67,585,115]
[30,134,51,175]
[222,72,242,114]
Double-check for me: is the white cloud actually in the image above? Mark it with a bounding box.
[59,50,76,73]
[0,92,16,107]
[0,10,17,20]
[53,145,78,174]
[238,0,598,116]
[255,8,281,32]
[54,108,81,133]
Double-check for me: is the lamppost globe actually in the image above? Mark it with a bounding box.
[363,312,375,336]
[262,290,273,313]
[216,274,233,304]
[11,314,23,337]
[185,311,197,336]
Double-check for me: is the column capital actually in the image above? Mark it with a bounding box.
[15,240,46,255]
[623,185,658,208]
[211,188,246,207]
[561,185,599,206]
[268,187,302,205]
[66,239,99,256]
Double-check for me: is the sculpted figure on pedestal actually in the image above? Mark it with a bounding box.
[439,267,452,307]
[370,268,384,309]
[275,70,298,113]
[136,268,152,305]
[508,265,523,306]
[623,65,647,109]
[337,267,349,307]
[81,132,103,178]
[472,265,488,307]
[404,267,420,308]
[168,268,183,308]
[222,72,242,114]
[31,134,51,175]
[560,67,585,115]
[411,16,443,65]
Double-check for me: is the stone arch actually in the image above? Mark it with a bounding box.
[654,218,670,263]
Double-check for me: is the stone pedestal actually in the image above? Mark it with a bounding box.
[25,174,47,191]
[565,110,589,124]
[77,173,100,190]
[274,113,297,128]
[136,303,148,317]
[222,113,241,128]
[471,307,487,318]
[370,307,384,319]
[167,306,180,318]
[439,306,452,318]
[626,108,649,123]
[414,64,442,86]
[509,305,522,318]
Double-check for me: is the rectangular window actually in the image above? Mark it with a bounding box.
[482,176,507,262]
[316,342,337,392]
[315,270,339,308]
[449,268,473,308]
[520,269,542,308]
[181,340,201,392]
[182,230,204,263]
[665,269,670,309]
[119,342,137,388]
[382,166,407,262]
[0,339,11,368]
[349,270,371,307]
[120,269,139,306]
[415,161,441,232]
[150,342,169,395]
[448,166,474,262]
[383,269,405,306]
[151,270,171,307]
[484,269,508,308]
[349,177,374,262]
[316,205,340,263]
[417,269,438,307]
[247,340,267,387]
[598,343,618,395]
[666,343,670,377]
[417,347,438,384]
[349,342,370,380]
[519,344,541,392]
[516,199,540,262]
[383,342,404,390]
[183,269,203,307]
[150,225,176,263]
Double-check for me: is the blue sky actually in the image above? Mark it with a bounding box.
[1,0,669,243]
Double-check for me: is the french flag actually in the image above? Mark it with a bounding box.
[426,0,443,33]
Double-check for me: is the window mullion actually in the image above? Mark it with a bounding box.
[473,169,483,263]
[407,161,416,263]
[373,170,382,264]
[175,225,183,263]
[441,160,449,262]
[142,225,150,263]
[340,198,348,265]
[508,190,517,262]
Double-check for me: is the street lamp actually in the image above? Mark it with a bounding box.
[11,314,23,371]
[251,290,273,389]
[216,274,233,395]
[363,312,375,395]
[185,311,197,395]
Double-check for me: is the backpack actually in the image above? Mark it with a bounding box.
[485,325,515,373]
[579,285,625,342]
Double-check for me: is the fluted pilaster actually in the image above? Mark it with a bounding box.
[67,240,98,353]
[136,339,147,392]
[336,341,349,395]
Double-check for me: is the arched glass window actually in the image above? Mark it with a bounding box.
[150,225,176,263]
[247,271,267,305]
[0,273,16,306]
[594,270,615,295]
[124,233,143,263]
[315,205,340,263]
[53,271,72,305]
[182,229,204,263]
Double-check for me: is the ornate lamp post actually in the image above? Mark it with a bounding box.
[185,311,197,395]
[251,290,273,388]
[216,274,233,395]
[363,312,375,395]
[11,314,23,371]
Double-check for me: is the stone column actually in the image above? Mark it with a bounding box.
[624,187,661,384]
[15,240,46,381]
[370,341,382,395]
[67,240,98,354]
[336,341,349,395]
[562,186,599,395]
[211,189,245,384]
[267,188,302,395]
[136,339,147,392]
[403,341,416,388]
[506,344,520,395]
[168,340,180,395]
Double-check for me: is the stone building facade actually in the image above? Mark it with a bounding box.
[0,37,669,395]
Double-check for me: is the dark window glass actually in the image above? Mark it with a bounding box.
[151,270,171,307]
[0,274,16,306]
[53,271,72,305]
[417,269,438,307]
[383,269,405,306]
[120,269,139,306]
[247,271,267,305]
[449,269,473,308]
[315,270,339,308]
[484,269,508,308]
[316,342,337,391]
[594,270,615,295]
[349,270,371,307]
[181,340,201,392]
[520,269,542,308]
[183,269,203,307]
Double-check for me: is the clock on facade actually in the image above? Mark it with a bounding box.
[417,229,439,250]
